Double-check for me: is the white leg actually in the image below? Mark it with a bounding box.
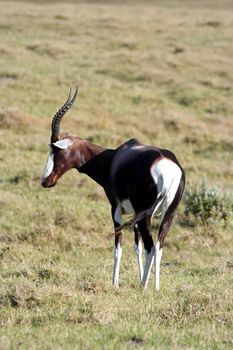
[141,246,155,289]
[134,239,144,282]
[155,241,163,290]
[112,205,123,287]
[113,242,122,287]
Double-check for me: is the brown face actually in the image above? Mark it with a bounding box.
[41,138,74,188]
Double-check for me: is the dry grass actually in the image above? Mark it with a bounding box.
[0,1,232,349]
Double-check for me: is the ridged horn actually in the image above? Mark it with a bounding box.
[51,86,78,142]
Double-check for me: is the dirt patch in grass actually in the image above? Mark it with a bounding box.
[0,107,43,132]
[26,44,65,58]
[0,71,17,82]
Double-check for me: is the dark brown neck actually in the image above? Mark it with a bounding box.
[77,139,105,166]
[77,141,115,187]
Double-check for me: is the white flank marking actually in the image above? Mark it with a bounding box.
[114,205,123,225]
[41,149,54,183]
[155,241,162,290]
[53,138,73,149]
[113,242,122,287]
[121,199,135,214]
[114,200,134,225]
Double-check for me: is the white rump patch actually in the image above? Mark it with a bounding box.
[53,138,73,149]
[150,158,182,218]
[41,149,54,183]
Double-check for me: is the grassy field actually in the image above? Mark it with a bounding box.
[0,1,232,349]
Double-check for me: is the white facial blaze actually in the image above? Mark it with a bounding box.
[41,149,54,183]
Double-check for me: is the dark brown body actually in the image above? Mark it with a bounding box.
[41,88,185,289]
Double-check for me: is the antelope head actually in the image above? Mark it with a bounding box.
[41,87,78,188]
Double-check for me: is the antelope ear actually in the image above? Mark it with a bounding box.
[53,138,73,149]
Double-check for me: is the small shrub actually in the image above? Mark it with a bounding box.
[184,181,233,226]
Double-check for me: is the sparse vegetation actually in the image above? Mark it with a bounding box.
[184,181,233,226]
[0,0,232,349]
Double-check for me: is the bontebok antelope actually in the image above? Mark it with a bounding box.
[41,87,185,290]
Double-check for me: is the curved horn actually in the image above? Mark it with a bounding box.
[51,86,78,142]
